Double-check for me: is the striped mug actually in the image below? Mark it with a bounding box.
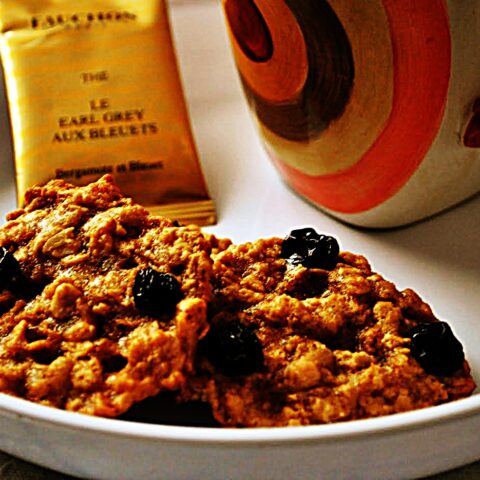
[222,0,480,227]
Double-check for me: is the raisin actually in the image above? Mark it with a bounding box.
[281,228,339,270]
[201,320,264,376]
[408,321,465,376]
[133,268,183,316]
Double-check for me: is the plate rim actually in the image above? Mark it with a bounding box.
[1,392,479,445]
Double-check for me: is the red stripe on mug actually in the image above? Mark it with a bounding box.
[271,0,451,213]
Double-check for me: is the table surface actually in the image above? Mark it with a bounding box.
[1,451,480,480]
[0,1,479,478]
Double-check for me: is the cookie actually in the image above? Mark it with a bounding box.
[181,228,476,427]
[0,175,213,416]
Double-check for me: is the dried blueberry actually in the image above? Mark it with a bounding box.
[0,246,23,290]
[0,247,40,299]
[408,321,465,376]
[201,320,264,376]
[281,228,339,270]
[133,268,183,316]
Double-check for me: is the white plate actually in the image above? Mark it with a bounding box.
[0,3,479,479]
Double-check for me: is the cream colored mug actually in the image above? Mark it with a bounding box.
[222,0,480,227]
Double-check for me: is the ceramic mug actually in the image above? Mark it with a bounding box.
[222,0,480,228]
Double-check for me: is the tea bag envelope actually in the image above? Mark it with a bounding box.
[0,1,215,225]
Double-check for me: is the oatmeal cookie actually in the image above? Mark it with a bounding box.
[0,175,212,416]
[182,228,476,427]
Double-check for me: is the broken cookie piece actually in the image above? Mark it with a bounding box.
[181,229,476,427]
[0,175,213,416]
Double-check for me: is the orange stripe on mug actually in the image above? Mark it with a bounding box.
[269,0,451,213]
[223,0,308,104]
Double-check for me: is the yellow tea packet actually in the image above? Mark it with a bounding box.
[0,0,215,226]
